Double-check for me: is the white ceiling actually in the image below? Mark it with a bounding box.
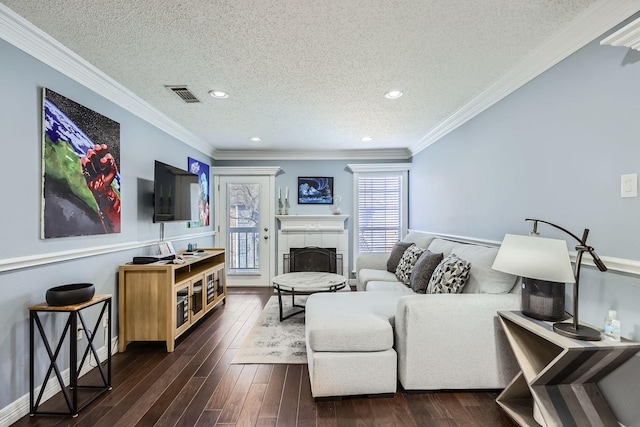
[2,1,636,159]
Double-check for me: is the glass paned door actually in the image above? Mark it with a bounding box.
[218,176,273,286]
[228,182,260,274]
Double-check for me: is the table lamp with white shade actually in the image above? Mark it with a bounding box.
[492,219,607,341]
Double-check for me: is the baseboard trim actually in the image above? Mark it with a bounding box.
[0,337,117,426]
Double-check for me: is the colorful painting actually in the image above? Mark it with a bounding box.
[298,177,334,204]
[187,157,210,227]
[42,88,121,238]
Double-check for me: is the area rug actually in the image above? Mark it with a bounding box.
[231,295,307,364]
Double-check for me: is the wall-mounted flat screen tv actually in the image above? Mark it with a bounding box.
[153,160,199,222]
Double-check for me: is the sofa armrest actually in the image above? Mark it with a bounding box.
[356,252,390,274]
[394,293,521,390]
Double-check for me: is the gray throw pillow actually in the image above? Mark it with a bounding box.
[410,251,444,294]
[395,245,426,285]
[386,242,415,272]
[427,254,472,294]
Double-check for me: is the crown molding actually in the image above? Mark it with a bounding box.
[409,0,640,156]
[0,4,214,157]
[347,163,412,173]
[4,2,638,161]
[0,4,410,162]
[212,148,412,161]
[601,15,640,50]
[212,166,281,176]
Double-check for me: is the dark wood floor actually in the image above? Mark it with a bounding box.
[14,287,517,427]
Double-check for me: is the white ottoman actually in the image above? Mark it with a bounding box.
[305,292,402,398]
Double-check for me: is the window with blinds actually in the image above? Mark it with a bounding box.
[357,174,402,252]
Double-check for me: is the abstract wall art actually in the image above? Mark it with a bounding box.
[42,88,121,238]
[187,157,210,227]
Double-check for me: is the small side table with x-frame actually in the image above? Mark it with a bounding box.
[29,294,112,417]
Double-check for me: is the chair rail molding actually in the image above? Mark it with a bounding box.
[0,231,215,273]
[416,230,640,277]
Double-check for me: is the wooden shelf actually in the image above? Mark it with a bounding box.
[118,249,226,352]
[497,311,640,426]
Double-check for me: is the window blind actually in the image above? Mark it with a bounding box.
[357,175,402,252]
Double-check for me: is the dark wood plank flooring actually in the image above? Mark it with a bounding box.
[14,287,517,426]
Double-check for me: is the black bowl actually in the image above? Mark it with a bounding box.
[46,283,95,306]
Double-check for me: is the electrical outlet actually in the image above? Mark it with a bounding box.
[77,327,83,341]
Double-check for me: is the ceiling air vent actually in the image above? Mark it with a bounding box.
[165,85,201,103]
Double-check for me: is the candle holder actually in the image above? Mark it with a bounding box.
[278,198,283,215]
[284,198,289,215]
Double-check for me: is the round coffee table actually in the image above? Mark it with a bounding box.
[272,272,347,321]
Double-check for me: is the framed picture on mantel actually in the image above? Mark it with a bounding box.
[298,177,334,204]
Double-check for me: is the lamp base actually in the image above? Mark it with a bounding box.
[521,278,565,321]
[553,322,602,341]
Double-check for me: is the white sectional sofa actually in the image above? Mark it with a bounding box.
[305,231,522,398]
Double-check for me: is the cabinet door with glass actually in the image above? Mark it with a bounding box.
[204,266,225,310]
[174,280,191,337]
[190,274,205,323]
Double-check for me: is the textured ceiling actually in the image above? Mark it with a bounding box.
[4,0,600,156]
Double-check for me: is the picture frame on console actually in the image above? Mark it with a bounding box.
[298,177,334,204]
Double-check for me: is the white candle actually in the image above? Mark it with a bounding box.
[286,187,289,199]
[278,187,281,200]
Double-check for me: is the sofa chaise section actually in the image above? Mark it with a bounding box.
[305,292,402,398]
[395,293,520,390]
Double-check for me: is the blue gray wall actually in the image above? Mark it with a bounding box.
[213,159,408,277]
[409,28,640,425]
[0,39,214,412]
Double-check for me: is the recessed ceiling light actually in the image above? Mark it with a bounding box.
[384,90,403,99]
[249,137,262,142]
[361,136,373,142]
[209,90,229,99]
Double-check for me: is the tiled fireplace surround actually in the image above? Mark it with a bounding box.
[276,215,349,277]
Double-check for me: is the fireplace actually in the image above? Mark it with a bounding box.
[276,215,349,277]
[284,247,343,274]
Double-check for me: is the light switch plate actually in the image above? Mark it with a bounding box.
[621,173,638,198]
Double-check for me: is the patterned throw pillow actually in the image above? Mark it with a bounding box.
[427,254,471,294]
[386,242,415,272]
[410,251,444,294]
[395,245,426,285]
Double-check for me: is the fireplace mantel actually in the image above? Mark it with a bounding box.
[276,215,348,232]
[276,215,349,276]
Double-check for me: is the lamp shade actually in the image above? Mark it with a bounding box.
[492,234,575,283]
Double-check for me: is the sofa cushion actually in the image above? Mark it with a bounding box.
[386,241,415,272]
[359,268,399,290]
[308,314,392,352]
[403,231,437,249]
[451,244,518,294]
[427,254,471,294]
[395,245,426,285]
[410,251,444,294]
[366,281,415,293]
[426,238,458,257]
[306,292,400,352]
